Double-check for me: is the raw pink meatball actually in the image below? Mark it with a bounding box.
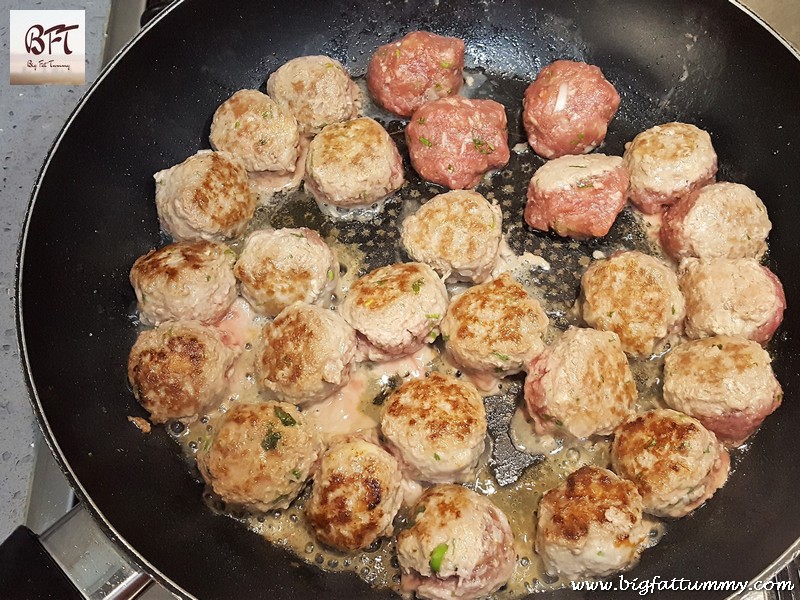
[367,31,465,117]
[525,153,629,239]
[522,60,620,159]
[406,96,510,189]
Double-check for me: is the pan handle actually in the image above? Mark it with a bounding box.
[0,504,152,599]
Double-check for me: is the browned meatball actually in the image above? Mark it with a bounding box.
[406,96,510,189]
[367,31,465,117]
[522,60,620,159]
[128,321,235,423]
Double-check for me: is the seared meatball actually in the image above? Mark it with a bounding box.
[536,466,649,579]
[305,438,403,551]
[339,262,448,362]
[128,321,235,424]
[197,401,320,511]
[130,241,237,326]
[209,89,300,173]
[266,55,360,136]
[679,257,785,344]
[154,151,256,242]
[525,153,629,239]
[580,251,685,357]
[661,182,772,260]
[234,228,338,317]
[525,327,636,438]
[406,96,510,189]
[623,122,717,214]
[397,485,515,600]
[522,60,620,159]
[381,373,487,483]
[441,273,548,375]
[305,117,404,218]
[401,190,503,283]
[663,336,782,446]
[257,303,357,406]
[367,31,465,117]
[611,409,730,518]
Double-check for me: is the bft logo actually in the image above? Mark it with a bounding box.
[10,10,86,85]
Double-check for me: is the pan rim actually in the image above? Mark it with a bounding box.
[13,0,800,598]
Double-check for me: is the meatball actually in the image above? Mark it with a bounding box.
[611,409,730,518]
[305,438,403,551]
[524,327,636,438]
[524,153,629,239]
[623,122,717,214]
[209,89,300,174]
[154,150,256,242]
[305,117,404,218]
[257,303,357,406]
[397,485,515,600]
[401,190,503,283]
[580,251,685,357]
[130,241,237,326]
[660,182,772,260]
[679,257,786,344]
[266,55,360,136]
[128,321,235,424]
[441,273,548,376]
[406,96,510,189]
[536,465,649,579]
[663,336,782,446]
[367,31,465,117]
[234,228,338,317]
[339,262,448,362]
[381,373,487,483]
[522,60,620,159]
[197,401,320,512]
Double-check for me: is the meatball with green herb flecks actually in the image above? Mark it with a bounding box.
[197,401,321,512]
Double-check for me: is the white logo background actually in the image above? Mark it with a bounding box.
[9,10,85,85]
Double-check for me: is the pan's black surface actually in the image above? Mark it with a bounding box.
[17,0,800,598]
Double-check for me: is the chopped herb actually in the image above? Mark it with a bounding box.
[429,543,448,573]
[224,248,235,256]
[419,136,433,147]
[412,279,424,294]
[555,419,564,427]
[394,48,401,58]
[375,279,387,286]
[274,406,297,426]
[703,446,711,454]
[234,120,241,129]
[576,180,593,189]
[327,269,335,281]
[433,453,441,461]
[678,441,688,451]
[262,109,273,119]
[599,375,605,383]
[713,343,723,350]
[646,438,657,448]
[568,164,588,168]
[569,132,585,146]
[607,310,615,318]
[291,468,302,480]
[492,351,510,361]
[259,138,268,146]
[597,550,605,557]
[425,313,440,320]
[494,366,504,374]
[290,232,304,238]
[364,298,375,307]
[671,305,676,315]
[416,504,426,515]
[777,392,784,403]
[203,436,212,453]
[261,430,282,451]
[473,138,495,155]
[746,233,751,240]
[427,330,439,341]
[446,164,455,172]
[442,334,450,342]
[156,179,165,186]
[439,60,453,69]
[417,117,427,125]
[433,82,443,90]
[206,275,212,282]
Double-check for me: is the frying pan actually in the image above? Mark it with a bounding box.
[14,0,800,598]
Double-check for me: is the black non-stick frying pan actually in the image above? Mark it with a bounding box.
[15,0,800,598]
